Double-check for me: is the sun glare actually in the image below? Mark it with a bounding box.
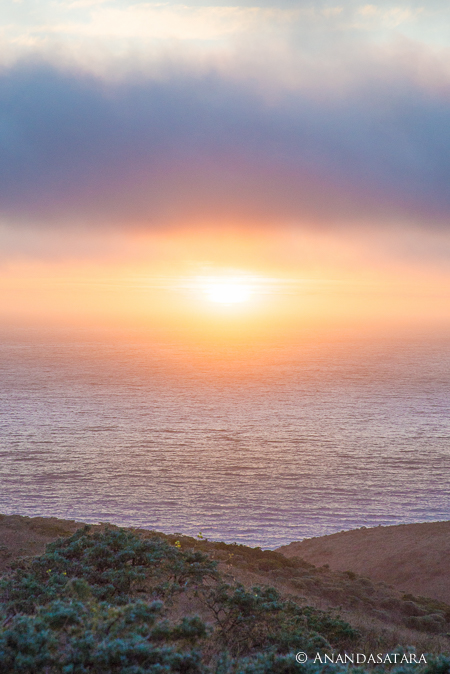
[204,279,253,304]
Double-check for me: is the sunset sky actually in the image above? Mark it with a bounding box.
[1,0,450,337]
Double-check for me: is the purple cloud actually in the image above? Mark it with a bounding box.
[1,59,450,230]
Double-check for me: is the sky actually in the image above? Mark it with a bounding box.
[1,0,450,337]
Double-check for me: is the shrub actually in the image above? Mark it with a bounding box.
[199,583,358,657]
[1,526,217,614]
[0,598,206,673]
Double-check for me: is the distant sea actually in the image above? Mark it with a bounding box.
[1,328,449,548]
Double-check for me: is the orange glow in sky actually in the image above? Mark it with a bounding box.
[1,224,450,345]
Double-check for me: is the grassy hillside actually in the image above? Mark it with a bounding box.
[0,515,449,673]
[277,522,450,604]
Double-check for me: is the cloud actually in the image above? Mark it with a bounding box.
[2,0,449,70]
[1,53,450,235]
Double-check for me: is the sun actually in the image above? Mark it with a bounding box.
[203,279,253,304]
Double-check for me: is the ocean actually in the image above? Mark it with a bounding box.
[1,328,449,548]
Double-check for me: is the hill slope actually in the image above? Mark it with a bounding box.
[1,513,450,659]
[278,521,450,603]
[1,516,450,673]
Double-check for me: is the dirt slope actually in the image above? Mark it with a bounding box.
[277,521,450,603]
[0,513,84,572]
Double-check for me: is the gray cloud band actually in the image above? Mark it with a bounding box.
[1,61,450,229]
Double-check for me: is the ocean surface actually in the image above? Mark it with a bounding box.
[1,328,449,548]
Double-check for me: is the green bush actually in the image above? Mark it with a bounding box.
[199,582,358,657]
[0,598,206,673]
[1,526,217,613]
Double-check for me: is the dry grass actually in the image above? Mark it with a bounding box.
[277,521,450,603]
[0,514,83,572]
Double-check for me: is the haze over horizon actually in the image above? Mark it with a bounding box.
[0,0,449,338]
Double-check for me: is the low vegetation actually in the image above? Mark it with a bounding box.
[0,523,449,673]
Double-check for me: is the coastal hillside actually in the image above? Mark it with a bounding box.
[278,521,450,604]
[1,515,450,673]
[1,514,450,652]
